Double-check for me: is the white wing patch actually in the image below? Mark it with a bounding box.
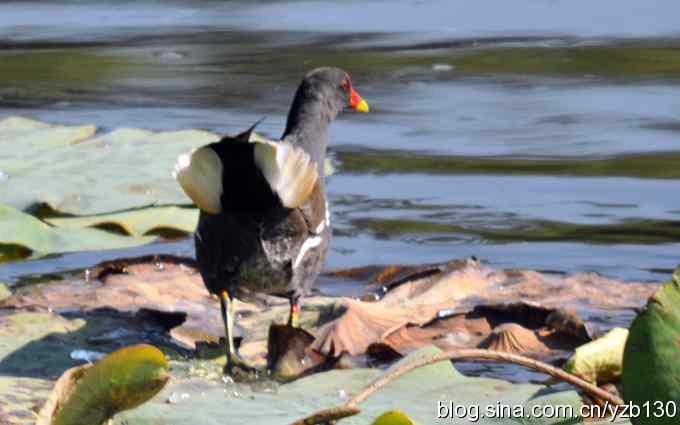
[293,235,323,269]
[173,146,223,214]
[253,140,318,209]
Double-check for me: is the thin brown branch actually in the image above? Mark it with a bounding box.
[289,348,624,425]
[347,349,623,407]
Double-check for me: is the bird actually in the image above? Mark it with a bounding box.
[174,67,369,378]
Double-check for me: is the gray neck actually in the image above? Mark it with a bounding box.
[282,90,340,166]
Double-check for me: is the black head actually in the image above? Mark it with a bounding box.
[283,67,369,139]
[299,67,369,115]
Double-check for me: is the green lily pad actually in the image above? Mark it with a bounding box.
[45,206,199,237]
[117,346,612,425]
[0,116,218,215]
[0,116,335,217]
[371,410,418,425]
[40,344,169,425]
[622,268,680,425]
[0,116,95,146]
[0,203,156,262]
[0,116,344,260]
[0,308,624,425]
[0,308,180,424]
[564,327,628,385]
[0,312,88,423]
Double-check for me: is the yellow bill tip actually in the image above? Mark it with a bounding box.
[355,99,370,113]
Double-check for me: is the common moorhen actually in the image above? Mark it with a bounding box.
[174,67,369,378]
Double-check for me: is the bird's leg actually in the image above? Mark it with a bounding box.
[219,289,237,359]
[287,295,302,328]
[219,289,260,380]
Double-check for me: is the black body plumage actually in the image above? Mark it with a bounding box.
[194,131,330,301]
[195,68,352,303]
[175,67,367,376]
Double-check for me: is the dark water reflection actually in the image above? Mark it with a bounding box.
[2,0,680,288]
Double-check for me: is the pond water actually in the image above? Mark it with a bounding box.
[2,0,680,286]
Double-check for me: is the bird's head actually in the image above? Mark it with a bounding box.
[297,67,370,116]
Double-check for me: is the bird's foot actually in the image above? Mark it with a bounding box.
[224,354,264,382]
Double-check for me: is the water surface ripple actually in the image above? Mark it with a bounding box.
[1,0,680,285]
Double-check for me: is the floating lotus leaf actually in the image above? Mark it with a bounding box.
[0,116,333,217]
[0,116,342,260]
[116,346,598,424]
[0,312,88,423]
[45,206,199,237]
[0,303,625,424]
[37,344,169,425]
[0,203,156,262]
[0,116,218,215]
[563,327,628,385]
[622,268,680,425]
[371,410,418,425]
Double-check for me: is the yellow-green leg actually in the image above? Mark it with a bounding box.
[287,296,301,328]
[219,290,261,380]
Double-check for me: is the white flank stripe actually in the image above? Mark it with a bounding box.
[324,201,330,226]
[315,219,325,234]
[293,235,322,269]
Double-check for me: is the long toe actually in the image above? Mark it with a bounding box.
[224,355,264,382]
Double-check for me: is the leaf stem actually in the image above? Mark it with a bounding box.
[289,348,624,425]
[347,349,623,407]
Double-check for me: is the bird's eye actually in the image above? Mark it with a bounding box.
[340,74,352,91]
